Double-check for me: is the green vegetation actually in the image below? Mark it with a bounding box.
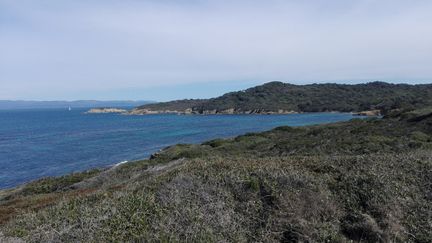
[19,169,101,196]
[136,99,206,111]
[136,81,432,114]
[1,110,432,242]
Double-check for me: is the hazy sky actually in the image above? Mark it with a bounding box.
[1,0,432,101]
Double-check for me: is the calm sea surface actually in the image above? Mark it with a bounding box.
[0,108,360,189]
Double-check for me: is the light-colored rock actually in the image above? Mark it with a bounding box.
[0,232,25,243]
[128,108,188,115]
[202,109,217,115]
[219,108,235,114]
[354,110,381,116]
[184,108,193,114]
[128,108,300,115]
[85,108,127,114]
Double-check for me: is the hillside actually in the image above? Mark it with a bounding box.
[130,99,206,114]
[1,109,431,242]
[132,81,432,115]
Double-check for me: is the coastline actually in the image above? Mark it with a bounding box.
[0,111,375,191]
[127,109,380,116]
[127,108,301,115]
[2,109,430,241]
[83,106,382,117]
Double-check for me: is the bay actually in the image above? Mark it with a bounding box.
[0,108,361,189]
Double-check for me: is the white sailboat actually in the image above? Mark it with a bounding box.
[68,106,72,111]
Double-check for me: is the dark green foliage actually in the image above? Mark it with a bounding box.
[202,138,229,147]
[193,112,432,157]
[136,99,206,111]
[19,169,101,196]
[137,81,432,114]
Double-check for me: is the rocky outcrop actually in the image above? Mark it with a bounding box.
[85,108,127,114]
[129,107,299,115]
[128,109,185,115]
[353,110,381,116]
[199,108,298,115]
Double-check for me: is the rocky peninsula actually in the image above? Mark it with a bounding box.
[131,81,432,116]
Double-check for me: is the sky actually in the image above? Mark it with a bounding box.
[1,0,432,101]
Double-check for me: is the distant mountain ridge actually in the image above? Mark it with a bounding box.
[0,100,154,110]
[132,81,432,115]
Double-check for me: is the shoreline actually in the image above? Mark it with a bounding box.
[0,112,377,191]
[126,110,378,116]
[82,106,381,117]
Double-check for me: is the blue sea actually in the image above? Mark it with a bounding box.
[0,109,360,189]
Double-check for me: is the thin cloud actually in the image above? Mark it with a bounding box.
[1,0,431,100]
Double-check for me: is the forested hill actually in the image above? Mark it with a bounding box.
[132,81,432,114]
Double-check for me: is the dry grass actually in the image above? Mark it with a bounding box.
[1,151,431,242]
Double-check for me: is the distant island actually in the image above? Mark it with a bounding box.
[130,81,432,115]
[0,100,154,110]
